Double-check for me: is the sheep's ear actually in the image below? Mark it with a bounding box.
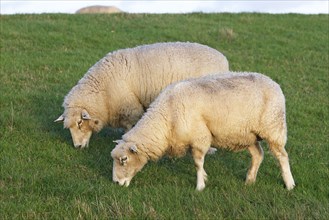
[113,140,122,144]
[129,145,138,153]
[54,114,64,123]
[81,109,91,120]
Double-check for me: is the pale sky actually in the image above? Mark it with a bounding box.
[1,1,328,14]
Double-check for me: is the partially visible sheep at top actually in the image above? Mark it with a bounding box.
[55,42,229,148]
[76,5,123,14]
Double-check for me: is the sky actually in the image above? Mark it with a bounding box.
[1,0,328,15]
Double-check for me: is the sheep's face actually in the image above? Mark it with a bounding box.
[55,108,102,148]
[111,141,148,187]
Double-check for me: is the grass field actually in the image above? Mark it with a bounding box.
[1,13,328,219]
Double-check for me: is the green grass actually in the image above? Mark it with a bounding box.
[1,13,328,219]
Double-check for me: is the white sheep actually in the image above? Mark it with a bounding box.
[55,42,229,148]
[111,72,296,191]
[76,5,123,14]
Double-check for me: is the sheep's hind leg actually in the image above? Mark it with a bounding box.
[192,148,208,191]
[269,142,295,190]
[246,142,264,185]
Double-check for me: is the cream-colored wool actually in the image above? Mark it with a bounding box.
[55,42,229,148]
[76,5,123,14]
[111,72,295,191]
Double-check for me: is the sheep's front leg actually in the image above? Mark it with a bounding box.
[118,96,145,131]
[192,148,208,191]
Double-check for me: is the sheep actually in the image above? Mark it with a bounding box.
[111,72,296,191]
[76,5,123,14]
[55,42,229,148]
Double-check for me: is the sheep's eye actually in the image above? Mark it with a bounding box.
[119,156,128,166]
[77,120,83,129]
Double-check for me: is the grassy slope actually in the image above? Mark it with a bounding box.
[0,13,328,219]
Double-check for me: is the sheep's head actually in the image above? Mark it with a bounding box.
[54,108,103,148]
[111,140,148,187]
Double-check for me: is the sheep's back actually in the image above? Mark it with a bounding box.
[124,42,229,107]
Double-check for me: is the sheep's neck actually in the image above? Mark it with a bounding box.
[123,108,170,161]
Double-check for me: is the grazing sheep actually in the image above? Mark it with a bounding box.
[76,5,123,14]
[111,72,295,191]
[55,42,229,148]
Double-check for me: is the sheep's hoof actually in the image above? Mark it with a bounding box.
[207,147,217,155]
[286,183,295,190]
[245,178,256,185]
[196,184,205,191]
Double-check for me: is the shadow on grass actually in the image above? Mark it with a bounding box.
[81,128,123,179]
[118,149,251,189]
[29,86,124,179]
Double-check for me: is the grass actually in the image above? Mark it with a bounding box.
[1,13,328,219]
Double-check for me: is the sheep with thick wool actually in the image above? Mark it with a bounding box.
[55,42,229,148]
[111,72,295,191]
